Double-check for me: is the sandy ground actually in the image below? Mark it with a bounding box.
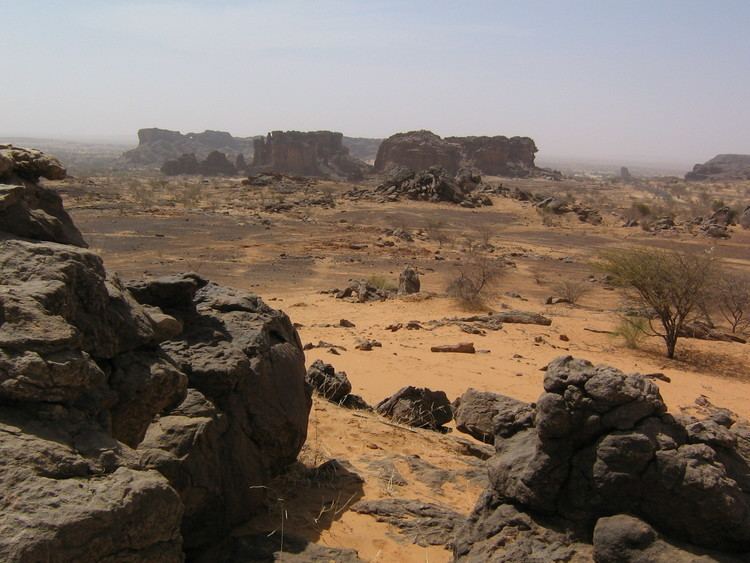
[56,174,750,561]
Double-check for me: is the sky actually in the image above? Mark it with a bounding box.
[1,0,749,165]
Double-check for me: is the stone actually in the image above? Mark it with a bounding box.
[398,266,421,295]
[161,150,237,176]
[456,355,750,559]
[454,388,535,443]
[305,359,352,402]
[431,343,476,353]
[376,386,453,429]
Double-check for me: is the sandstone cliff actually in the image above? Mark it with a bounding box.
[252,130,371,180]
[374,130,538,177]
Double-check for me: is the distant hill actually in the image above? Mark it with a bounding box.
[341,136,382,163]
[686,154,750,181]
[123,128,257,166]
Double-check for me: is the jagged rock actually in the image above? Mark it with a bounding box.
[456,355,750,560]
[454,388,535,444]
[686,154,750,181]
[305,359,352,402]
[398,266,420,295]
[252,130,370,180]
[376,386,453,429]
[371,166,492,206]
[620,167,633,181]
[375,131,462,173]
[160,153,199,175]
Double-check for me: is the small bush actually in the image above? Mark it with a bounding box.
[552,279,590,305]
[447,245,504,309]
[612,316,648,349]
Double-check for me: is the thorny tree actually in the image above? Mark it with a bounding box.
[598,247,717,358]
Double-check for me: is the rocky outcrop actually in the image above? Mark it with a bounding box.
[0,148,311,560]
[371,166,493,207]
[252,130,370,180]
[454,356,750,560]
[374,130,538,177]
[161,150,237,176]
[686,154,750,181]
[124,128,254,166]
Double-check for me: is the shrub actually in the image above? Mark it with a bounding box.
[367,275,398,292]
[717,273,750,333]
[612,316,648,349]
[552,279,590,305]
[446,245,504,309]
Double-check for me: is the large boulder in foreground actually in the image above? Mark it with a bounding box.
[0,148,311,560]
[454,356,750,560]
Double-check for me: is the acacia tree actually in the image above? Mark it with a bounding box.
[718,273,750,333]
[598,247,717,358]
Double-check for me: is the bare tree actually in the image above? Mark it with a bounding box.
[718,273,750,333]
[426,218,450,248]
[597,247,717,358]
[447,242,504,308]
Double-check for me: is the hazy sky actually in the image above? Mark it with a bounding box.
[2,0,748,164]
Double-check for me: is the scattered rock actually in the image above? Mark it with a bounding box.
[339,318,356,328]
[355,338,382,351]
[305,359,352,402]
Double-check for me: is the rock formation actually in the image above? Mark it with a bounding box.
[373,130,538,177]
[454,356,750,560]
[686,154,750,181]
[252,130,370,180]
[0,147,311,560]
[161,150,237,176]
[123,128,254,166]
[369,166,492,207]
[376,387,453,429]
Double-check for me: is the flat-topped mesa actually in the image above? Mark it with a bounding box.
[373,130,538,177]
[447,135,538,176]
[251,130,370,180]
[686,154,750,181]
[124,127,254,166]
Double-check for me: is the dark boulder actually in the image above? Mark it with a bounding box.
[376,386,453,429]
[306,359,352,402]
[398,266,421,295]
[453,388,535,444]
